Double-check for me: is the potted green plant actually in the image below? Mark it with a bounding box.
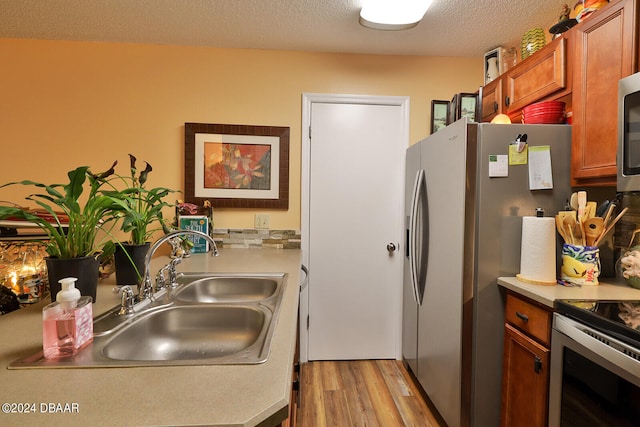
[0,163,121,302]
[101,154,177,286]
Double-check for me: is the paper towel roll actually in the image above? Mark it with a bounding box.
[516,216,557,285]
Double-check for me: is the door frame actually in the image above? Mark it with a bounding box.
[300,93,410,362]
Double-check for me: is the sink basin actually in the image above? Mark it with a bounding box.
[102,305,268,361]
[175,276,278,303]
[9,272,287,369]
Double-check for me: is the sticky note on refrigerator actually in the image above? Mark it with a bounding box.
[489,154,508,177]
[528,145,553,190]
[509,144,528,165]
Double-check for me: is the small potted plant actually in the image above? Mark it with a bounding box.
[0,163,121,301]
[101,154,177,286]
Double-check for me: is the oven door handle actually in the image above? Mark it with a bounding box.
[553,314,640,382]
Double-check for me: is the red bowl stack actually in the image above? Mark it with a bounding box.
[522,101,566,124]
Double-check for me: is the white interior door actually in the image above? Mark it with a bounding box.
[301,94,408,361]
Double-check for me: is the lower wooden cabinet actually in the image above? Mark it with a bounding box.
[501,324,550,427]
[501,293,551,427]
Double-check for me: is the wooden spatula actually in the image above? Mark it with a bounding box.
[584,217,604,246]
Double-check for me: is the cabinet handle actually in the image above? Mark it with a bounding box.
[534,356,542,374]
[515,311,529,322]
[505,96,510,107]
[493,101,498,113]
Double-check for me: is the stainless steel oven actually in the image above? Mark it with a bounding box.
[549,301,640,426]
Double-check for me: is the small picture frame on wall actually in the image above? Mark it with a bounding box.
[459,93,478,122]
[448,94,459,125]
[483,47,503,85]
[448,93,478,123]
[430,100,449,133]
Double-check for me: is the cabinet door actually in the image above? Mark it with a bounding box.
[571,0,636,185]
[500,324,550,427]
[481,78,503,122]
[505,37,567,113]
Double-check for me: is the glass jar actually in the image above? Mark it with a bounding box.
[502,47,517,72]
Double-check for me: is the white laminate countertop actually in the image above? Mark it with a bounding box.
[498,276,640,308]
[0,248,302,427]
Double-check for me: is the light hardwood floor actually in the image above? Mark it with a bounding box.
[297,360,445,427]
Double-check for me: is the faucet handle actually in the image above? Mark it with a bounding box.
[168,257,182,288]
[155,267,168,291]
[113,285,135,316]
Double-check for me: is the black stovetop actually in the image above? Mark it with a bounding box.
[555,300,640,349]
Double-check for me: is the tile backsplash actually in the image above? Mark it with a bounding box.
[212,228,301,249]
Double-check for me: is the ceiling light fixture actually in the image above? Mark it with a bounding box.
[359,0,433,31]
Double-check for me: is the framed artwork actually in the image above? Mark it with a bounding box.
[448,93,478,123]
[484,47,503,84]
[459,93,478,122]
[184,123,290,209]
[448,94,459,125]
[430,100,449,133]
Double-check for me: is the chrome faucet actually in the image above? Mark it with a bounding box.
[139,230,219,300]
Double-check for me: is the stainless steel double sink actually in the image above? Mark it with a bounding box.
[9,272,287,369]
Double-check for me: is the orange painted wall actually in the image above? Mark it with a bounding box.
[0,38,482,231]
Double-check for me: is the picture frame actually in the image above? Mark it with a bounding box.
[184,123,290,209]
[448,94,459,125]
[430,100,449,134]
[483,47,503,85]
[459,93,479,123]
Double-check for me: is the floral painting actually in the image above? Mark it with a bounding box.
[185,123,289,209]
[203,142,271,190]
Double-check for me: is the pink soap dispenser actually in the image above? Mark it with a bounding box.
[42,277,93,359]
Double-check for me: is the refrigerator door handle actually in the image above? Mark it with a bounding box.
[409,169,425,305]
[416,169,428,305]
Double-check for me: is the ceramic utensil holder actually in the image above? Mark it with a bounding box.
[561,244,600,286]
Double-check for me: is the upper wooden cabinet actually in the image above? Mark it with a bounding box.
[480,35,570,123]
[571,0,636,186]
[480,77,503,122]
[505,36,568,113]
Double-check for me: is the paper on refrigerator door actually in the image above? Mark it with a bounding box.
[528,145,553,190]
[488,154,508,177]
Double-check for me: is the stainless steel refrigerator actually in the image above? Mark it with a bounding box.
[402,118,571,427]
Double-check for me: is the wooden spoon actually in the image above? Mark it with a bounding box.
[595,207,629,246]
[583,217,604,246]
[569,192,578,211]
[563,215,577,245]
[555,214,568,243]
[577,191,587,224]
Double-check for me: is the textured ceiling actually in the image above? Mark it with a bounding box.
[1,0,575,57]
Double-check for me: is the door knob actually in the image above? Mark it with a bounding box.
[387,243,397,253]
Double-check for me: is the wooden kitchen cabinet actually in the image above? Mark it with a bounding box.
[481,77,504,122]
[500,293,551,427]
[504,36,569,114]
[571,0,637,186]
[480,35,569,123]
